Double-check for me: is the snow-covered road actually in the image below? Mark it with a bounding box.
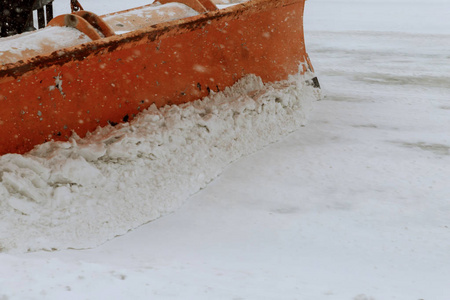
[1,0,450,299]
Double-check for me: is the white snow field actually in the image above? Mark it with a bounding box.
[1,0,450,299]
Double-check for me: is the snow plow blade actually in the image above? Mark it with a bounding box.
[0,0,316,155]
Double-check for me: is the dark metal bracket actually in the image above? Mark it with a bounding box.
[0,0,54,37]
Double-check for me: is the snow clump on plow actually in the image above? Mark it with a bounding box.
[0,73,320,253]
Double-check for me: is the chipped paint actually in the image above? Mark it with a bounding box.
[49,74,65,97]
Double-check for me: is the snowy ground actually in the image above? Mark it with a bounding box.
[1,0,450,299]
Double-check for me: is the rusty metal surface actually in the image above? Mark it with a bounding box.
[0,0,308,155]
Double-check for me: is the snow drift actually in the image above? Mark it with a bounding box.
[0,72,320,253]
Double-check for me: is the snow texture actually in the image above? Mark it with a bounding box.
[103,3,198,20]
[1,0,450,299]
[0,27,91,64]
[103,3,199,33]
[0,73,319,253]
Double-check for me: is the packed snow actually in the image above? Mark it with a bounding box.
[0,72,318,252]
[0,27,91,64]
[103,3,199,33]
[1,0,450,299]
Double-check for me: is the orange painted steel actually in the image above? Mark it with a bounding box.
[73,11,116,38]
[47,14,103,40]
[48,11,116,40]
[0,0,310,155]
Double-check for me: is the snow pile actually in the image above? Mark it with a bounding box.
[0,72,320,253]
[0,27,91,65]
[103,3,200,33]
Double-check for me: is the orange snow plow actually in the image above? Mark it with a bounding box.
[0,0,318,155]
